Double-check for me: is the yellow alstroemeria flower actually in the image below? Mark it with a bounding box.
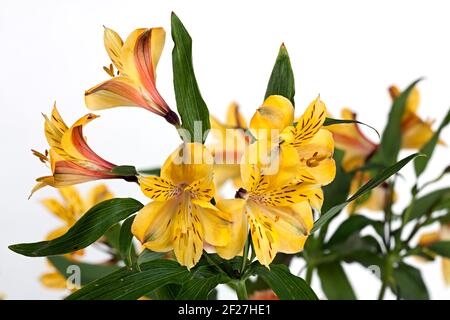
[215,149,322,267]
[389,85,444,149]
[209,102,250,188]
[418,223,450,285]
[250,95,336,186]
[31,105,125,196]
[85,27,180,126]
[40,185,113,289]
[132,143,232,269]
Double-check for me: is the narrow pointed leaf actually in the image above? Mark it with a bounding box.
[392,262,429,300]
[428,241,450,258]
[48,256,120,286]
[9,198,143,257]
[171,12,210,143]
[414,107,450,176]
[255,264,318,300]
[264,44,295,105]
[324,118,380,138]
[373,78,422,166]
[66,259,190,300]
[317,262,356,300]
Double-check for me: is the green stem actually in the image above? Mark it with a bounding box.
[378,255,393,300]
[240,233,250,275]
[235,280,248,300]
[305,265,314,285]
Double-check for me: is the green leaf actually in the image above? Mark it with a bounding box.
[176,274,225,299]
[154,284,182,300]
[327,215,383,246]
[255,264,318,300]
[414,107,450,176]
[264,43,295,105]
[323,118,380,138]
[373,78,422,166]
[48,256,120,286]
[66,259,190,300]
[317,262,356,300]
[171,12,210,143]
[9,198,143,257]
[137,249,166,265]
[119,215,136,267]
[404,187,450,223]
[392,262,429,300]
[111,165,137,176]
[312,153,420,233]
[137,167,161,176]
[428,241,450,258]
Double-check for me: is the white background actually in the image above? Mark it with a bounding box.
[0,0,449,299]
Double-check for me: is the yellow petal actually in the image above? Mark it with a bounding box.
[401,114,437,149]
[131,200,176,252]
[58,186,85,220]
[288,96,326,147]
[46,226,70,241]
[197,204,231,247]
[172,198,204,270]
[85,77,157,112]
[40,271,68,289]
[215,199,248,259]
[271,202,313,253]
[250,95,294,142]
[295,129,336,185]
[103,27,124,72]
[138,176,179,201]
[241,142,299,191]
[44,104,69,154]
[442,258,450,286]
[264,181,322,207]
[226,102,247,129]
[418,231,441,247]
[86,184,113,208]
[41,198,70,223]
[161,143,214,186]
[389,85,420,114]
[185,175,215,203]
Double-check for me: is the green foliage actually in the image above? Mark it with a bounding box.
[255,264,318,300]
[264,44,295,105]
[171,13,210,143]
[317,262,356,300]
[9,198,143,257]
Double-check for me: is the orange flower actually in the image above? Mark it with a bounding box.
[85,27,180,126]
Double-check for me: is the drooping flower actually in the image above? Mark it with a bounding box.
[40,185,113,289]
[215,147,321,267]
[132,143,232,269]
[31,105,126,196]
[209,102,250,188]
[417,223,450,285]
[85,27,180,126]
[389,85,444,149]
[250,95,336,186]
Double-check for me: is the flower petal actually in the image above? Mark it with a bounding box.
[138,176,179,201]
[250,95,294,142]
[161,143,214,186]
[288,96,326,147]
[131,200,177,252]
[103,27,124,72]
[85,77,157,112]
[215,199,248,259]
[196,204,232,247]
